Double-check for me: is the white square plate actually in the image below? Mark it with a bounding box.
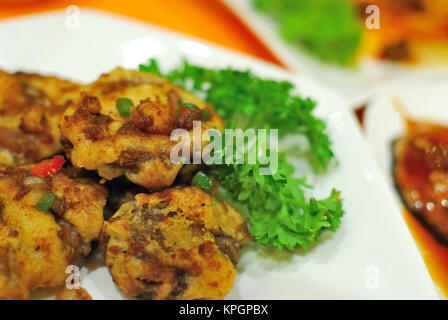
[0,9,439,299]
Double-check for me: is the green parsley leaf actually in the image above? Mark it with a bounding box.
[200,110,210,120]
[138,58,162,75]
[211,146,344,250]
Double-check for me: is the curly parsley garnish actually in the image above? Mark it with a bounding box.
[140,59,344,250]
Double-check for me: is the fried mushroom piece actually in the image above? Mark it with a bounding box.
[0,164,107,299]
[60,68,224,190]
[394,119,448,244]
[100,186,251,300]
[0,70,83,165]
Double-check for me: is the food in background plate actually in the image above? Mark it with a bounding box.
[0,70,82,165]
[355,0,448,64]
[60,68,223,190]
[252,0,448,65]
[0,159,106,299]
[393,119,448,244]
[100,186,251,300]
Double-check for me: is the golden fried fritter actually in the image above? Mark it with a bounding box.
[100,186,250,300]
[0,70,82,166]
[56,287,92,300]
[60,68,224,190]
[0,164,106,299]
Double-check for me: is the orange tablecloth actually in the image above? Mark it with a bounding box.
[0,0,284,66]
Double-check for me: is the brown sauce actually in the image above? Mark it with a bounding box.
[394,118,448,298]
[403,209,448,298]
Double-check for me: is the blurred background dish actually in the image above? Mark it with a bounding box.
[250,0,448,66]
[354,0,448,65]
[224,0,448,106]
[364,80,448,299]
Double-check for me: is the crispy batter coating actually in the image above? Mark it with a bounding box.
[60,68,224,190]
[0,164,106,299]
[100,186,250,300]
[56,287,92,300]
[0,70,82,165]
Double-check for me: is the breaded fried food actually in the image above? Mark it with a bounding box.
[100,186,251,300]
[394,119,448,244]
[0,70,82,165]
[0,164,106,299]
[60,68,224,190]
[103,177,147,219]
[56,287,92,300]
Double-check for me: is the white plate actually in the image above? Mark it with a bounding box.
[0,9,439,299]
[223,0,448,108]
